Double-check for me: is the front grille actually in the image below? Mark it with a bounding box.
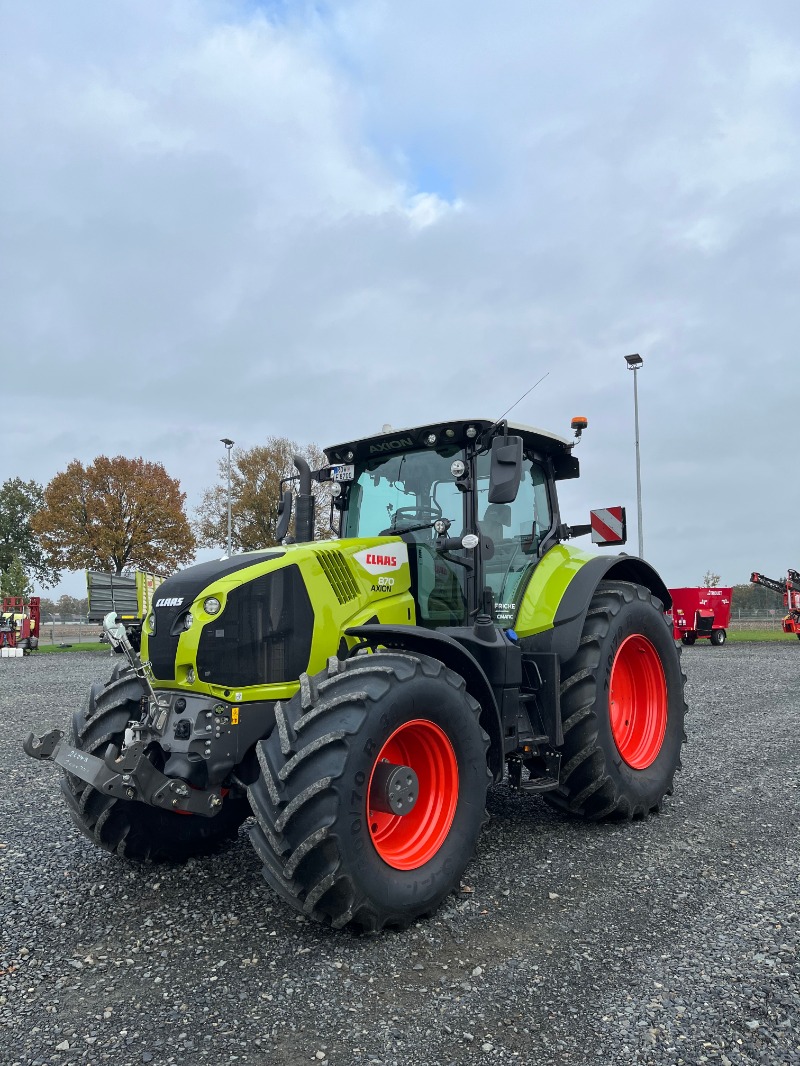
[146,554,283,681]
[196,565,313,687]
[315,550,359,604]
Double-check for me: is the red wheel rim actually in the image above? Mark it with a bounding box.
[609,635,668,769]
[367,719,459,870]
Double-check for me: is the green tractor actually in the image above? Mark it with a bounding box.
[25,418,686,932]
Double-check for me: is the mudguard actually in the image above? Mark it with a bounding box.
[345,624,506,781]
[514,545,671,664]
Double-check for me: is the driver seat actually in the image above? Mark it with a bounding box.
[480,503,511,545]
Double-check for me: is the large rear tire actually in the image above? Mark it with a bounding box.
[544,581,687,821]
[61,668,249,861]
[247,652,491,932]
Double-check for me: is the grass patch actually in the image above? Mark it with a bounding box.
[36,642,109,654]
[726,629,796,643]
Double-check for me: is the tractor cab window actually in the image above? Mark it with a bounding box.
[343,448,469,628]
[475,454,552,626]
[343,448,465,541]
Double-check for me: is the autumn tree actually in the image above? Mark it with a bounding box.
[0,477,59,587]
[38,596,59,617]
[195,438,333,552]
[32,456,196,576]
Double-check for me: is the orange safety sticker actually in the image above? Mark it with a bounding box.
[231,707,239,725]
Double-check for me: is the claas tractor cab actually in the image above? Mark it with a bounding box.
[25,418,687,932]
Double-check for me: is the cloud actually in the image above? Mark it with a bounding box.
[3,0,799,595]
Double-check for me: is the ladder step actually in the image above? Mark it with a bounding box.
[519,776,560,794]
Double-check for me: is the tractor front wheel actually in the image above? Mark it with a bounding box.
[247,652,490,932]
[61,668,250,861]
[545,581,687,821]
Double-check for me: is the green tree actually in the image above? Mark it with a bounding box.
[57,594,88,617]
[0,478,59,587]
[32,456,196,576]
[702,570,721,587]
[730,581,783,613]
[0,554,32,598]
[195,438,333,552]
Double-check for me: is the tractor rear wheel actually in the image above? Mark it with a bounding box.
[680,632,696,646]
[544,580,687,821]
[61,668,249,861]
[247,651,490,932]
[710,628,726,646]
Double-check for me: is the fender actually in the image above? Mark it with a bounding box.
[521,553,672,663]
[345,624,505,781]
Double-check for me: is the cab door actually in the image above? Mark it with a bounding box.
[475,454,552,626]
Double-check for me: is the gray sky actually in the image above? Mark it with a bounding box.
[4,0,798,598]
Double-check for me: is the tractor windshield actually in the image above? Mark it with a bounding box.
[342,447,465,542]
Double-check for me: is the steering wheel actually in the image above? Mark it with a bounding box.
[389,504,442,529]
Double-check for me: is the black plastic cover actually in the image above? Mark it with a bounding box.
[146,553,284,681]
[196,565,313,687]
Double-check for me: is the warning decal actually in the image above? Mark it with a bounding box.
[590,506,627,545]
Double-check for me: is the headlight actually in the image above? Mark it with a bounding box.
[450,459,466,478]
[183,612,193,630]
[204,596,221,615]
[146,613,156,634]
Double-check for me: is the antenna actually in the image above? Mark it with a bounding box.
[493,371,550,427]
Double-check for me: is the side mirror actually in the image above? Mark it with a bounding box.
[488,435,523,503]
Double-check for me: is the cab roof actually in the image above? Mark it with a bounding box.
[325,418,579,479]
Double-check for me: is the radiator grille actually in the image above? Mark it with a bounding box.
[315,551,359,604]
[196,565,313,687]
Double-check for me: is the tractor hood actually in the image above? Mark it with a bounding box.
[141,539,415,700]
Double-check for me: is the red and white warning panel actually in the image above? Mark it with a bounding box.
[590,506,627,546]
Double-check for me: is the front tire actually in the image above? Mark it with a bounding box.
[545,581,687,820]
[710,628,726,646]
[61,669,249,861]
[247,652,490,932]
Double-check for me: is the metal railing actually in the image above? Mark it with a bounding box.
[729,612,786,631]
[40,614,100,645]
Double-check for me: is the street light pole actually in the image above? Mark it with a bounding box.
[624,355,644,558]
[220,438,234,557]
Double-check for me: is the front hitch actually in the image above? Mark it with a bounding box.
[23,728,224,817]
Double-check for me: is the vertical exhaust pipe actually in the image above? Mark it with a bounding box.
[293,454,315,543]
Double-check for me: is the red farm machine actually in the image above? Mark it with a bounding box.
[0,596,41,656]
[750,569,800,638]
[668,586,732,646]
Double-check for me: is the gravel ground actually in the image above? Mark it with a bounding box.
[1,644,797,1066]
